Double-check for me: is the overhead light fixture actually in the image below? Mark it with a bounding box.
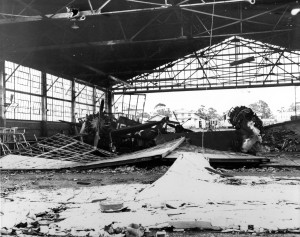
[230,56,255,66]
[291,7,300,15]
[79,15,86,21]
[71,22,79,30]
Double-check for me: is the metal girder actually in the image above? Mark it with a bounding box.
[3,27,292,55]
[1,0,299,92]
[96,0,112,13]
[74,84,87,99]
[1,0,294,59]
[114,82,300,94]
[186,3,291,37]
[130,11,166,40]
[87,0,95,14]
[108,75,133,88]
[112,36,300,94]
[46,76,60,92]
[0,0,255,25]
[194,52,210,85]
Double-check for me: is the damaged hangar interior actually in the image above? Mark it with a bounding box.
[1,0,300,236]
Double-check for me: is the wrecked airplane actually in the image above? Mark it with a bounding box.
[228,106,264,154]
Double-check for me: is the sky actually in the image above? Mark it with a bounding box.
[143,86,300,115]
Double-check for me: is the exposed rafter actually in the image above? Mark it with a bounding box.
[1,0,299,90]
[0,0,255,25]
[113,36,300,94]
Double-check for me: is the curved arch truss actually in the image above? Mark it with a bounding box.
[113,36,300,94]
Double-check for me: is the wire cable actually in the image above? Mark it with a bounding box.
[202,0,215,160]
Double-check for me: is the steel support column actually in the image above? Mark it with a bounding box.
[41,72,48,137]
[71,79,76,123]
[0,60,5,127]
[93,86,97,114]
[105,89,113,114]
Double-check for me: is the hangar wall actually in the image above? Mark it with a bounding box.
[5,120,70,141]
[1,60,107,139]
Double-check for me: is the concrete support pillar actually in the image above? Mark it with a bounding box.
[71,79,76,123]
[41,72,48,137]
[105,89,113,114]
[0,60,6,128]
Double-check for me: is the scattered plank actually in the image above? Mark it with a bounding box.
[165,151,270,167]
[168,221,221,231]
[77,137,185,169]
[0,137,185,170]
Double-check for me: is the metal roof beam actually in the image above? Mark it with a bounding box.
[87,0,95,14]
[0,0,255,25]
[180,0,255,7]
[96,0,112,13]
[3,28,292,54]
[113,82,300,94]
[192,4,290,36]
[126,0,170,7]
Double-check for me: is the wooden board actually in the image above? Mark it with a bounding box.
[260,154,300,168]
[77,137,185,169]
[0,137,185,170]
[165,150,270,167]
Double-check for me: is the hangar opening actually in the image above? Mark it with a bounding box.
[1,36,299,142]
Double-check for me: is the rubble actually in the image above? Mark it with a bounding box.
[263,126,300,152]
[100,199,125,212]
[1,138,300,236]
[80,109,181,153]
[125,223,145,237]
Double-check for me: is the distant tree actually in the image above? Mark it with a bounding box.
[197,105,207,119]
[142,112,151,119]
[206,107,220,119]
[196,105,221,120]
[153,103,172,117]
[154,103,166,109]
[136,112,150,120]
[287,103,300,112]
[156,107,172,117]
[277,107,286,113]
[248,100,272,119]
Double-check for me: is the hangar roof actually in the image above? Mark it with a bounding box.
[1,0,299,88]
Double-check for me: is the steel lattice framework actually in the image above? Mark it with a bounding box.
[113,36,300,94]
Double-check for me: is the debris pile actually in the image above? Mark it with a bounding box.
[263,127,300,152]
[220,225,300,234]
[104,223,146,237]
[225,166,282,173]
[0,205,67,236]
[13,133,113,162]
[1,201,150,237]
[1,152,300,236]
[79,107,172,153]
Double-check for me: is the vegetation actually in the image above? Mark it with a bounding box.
[288,102,300,112]
[197,105,221,120]
[248,100,272,119]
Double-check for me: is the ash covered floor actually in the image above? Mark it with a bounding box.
[1,150,300,236]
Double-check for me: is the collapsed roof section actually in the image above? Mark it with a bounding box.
[0,0,299,90]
